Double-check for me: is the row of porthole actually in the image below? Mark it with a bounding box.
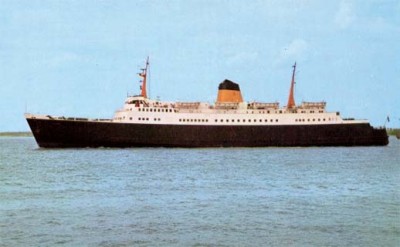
[246,110,281,114]
[178,118,280,123]
[132,108,323,115]
[248,110,325,114]
[299,110,324,113]
[138,117,162,121]
[138,108,175,113]
[295,118,331,122]
[131,117,332,123]
[215,119,279,123]
[179,119,209,123]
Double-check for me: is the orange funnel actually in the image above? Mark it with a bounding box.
[216,79,243,103]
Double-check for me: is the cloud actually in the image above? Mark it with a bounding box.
[226,51,259,66]
[334,0,355,29]
[275,39,308,65]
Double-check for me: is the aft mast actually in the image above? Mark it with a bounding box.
[138,57,149,98]
[287,62,296,109]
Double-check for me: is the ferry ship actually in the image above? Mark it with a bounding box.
[25,58,388,148]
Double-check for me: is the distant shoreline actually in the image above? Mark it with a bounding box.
[0,132,33,137]
[387,128,400,136]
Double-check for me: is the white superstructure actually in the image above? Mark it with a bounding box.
[111,59,366,126]
[111,96,367,126]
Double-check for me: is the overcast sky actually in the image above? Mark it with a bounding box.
[1,0,399,131]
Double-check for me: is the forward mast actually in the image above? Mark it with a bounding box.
[138,57,149,98]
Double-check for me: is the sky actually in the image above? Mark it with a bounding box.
[0,0,399,131]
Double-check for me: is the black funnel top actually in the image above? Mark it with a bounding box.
[218,79,241,91]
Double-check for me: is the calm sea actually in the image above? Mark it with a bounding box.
[0,137,399,247]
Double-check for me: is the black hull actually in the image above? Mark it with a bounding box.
[26,118,388,148]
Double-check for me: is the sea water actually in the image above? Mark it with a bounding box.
[0,137,399,246]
